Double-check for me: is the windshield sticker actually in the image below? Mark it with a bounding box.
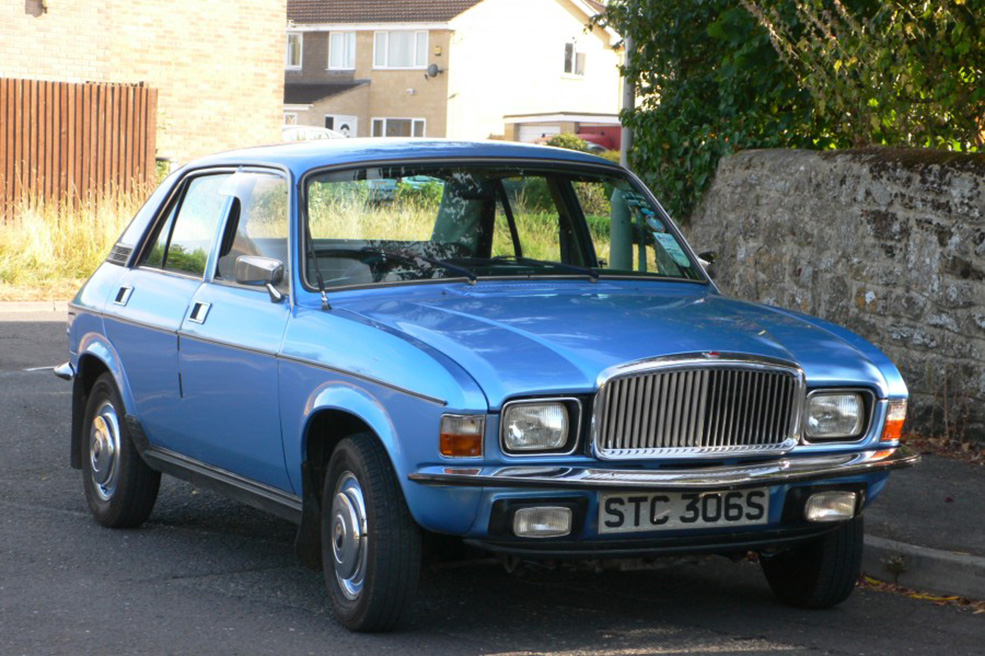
[654,233,691,267]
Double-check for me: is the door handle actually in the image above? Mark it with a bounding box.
[189,302,211,324]
[113,286,133,306]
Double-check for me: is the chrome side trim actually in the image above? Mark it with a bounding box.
[66,306,446,406]
[277,353,447,406]
[54,362,75,381]
[141,445,302,522]
[409,446,920,491]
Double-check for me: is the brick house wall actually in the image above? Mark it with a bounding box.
[0,0,285,164]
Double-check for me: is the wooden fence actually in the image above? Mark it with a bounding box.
[0,78,157,212]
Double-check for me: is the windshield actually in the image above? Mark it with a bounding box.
[303,164,704,289]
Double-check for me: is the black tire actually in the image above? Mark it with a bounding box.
[321,433,422,632]
[760,515,864,609]
[81,372,161,528]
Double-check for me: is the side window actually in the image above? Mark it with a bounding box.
[141,173,231,276]
[215,172,290,288]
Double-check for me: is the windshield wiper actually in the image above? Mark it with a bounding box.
[490,255,600,281]
[364,248,478,284]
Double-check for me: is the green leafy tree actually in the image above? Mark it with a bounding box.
[547,133,592,151]
[598,0,983,222]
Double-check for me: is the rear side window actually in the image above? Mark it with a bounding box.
[142,174,231,276]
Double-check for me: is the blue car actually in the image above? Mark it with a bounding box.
[59,139,917,631]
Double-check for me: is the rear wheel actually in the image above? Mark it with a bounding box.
[322,433,422,632]
[82,373,161,528]
[760,515,864,609]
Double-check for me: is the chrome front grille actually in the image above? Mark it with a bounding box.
[593,359,804,459]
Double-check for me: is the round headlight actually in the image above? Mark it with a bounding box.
[503,402,569,452]
[806,392,864,439]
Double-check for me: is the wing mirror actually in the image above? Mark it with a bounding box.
[235,255,286,303]
[697,250,718,280]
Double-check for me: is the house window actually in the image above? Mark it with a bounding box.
[329,32,356,70]
[283,112,298,126]
[286,33,303,69]
[372,118,426,138]
[374,31,428,69]
[563,42,586,76]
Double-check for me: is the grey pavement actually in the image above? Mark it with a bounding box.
[3,305,983,619]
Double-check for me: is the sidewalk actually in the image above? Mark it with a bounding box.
[863,452,985,600]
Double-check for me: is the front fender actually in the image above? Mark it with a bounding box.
[285,370,484,536]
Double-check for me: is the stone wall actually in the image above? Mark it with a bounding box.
[686,149,985,439]
[0,0,285,163]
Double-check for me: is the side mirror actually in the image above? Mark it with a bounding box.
[235,255,286,303]
[697,250,718,280]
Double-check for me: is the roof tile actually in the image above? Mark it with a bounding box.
[288,0,484,24]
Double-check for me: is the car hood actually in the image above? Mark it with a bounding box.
[341,281,900,409]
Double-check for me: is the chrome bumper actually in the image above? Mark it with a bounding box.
[409,446,919,491]
[54,361,75,381]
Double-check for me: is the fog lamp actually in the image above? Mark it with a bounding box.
[512,506,572,538]
[805,491,857,523]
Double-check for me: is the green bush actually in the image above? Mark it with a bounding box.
[546,133,591,152]
[598,0,983,223]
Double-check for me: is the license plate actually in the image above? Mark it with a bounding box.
[598,488,770,534]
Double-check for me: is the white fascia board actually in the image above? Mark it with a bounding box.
[504,113,621,125]
[284,104,313,111]
[568,0,620,44]
[293,22,451,32]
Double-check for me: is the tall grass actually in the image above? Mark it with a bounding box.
[0,187,147,300]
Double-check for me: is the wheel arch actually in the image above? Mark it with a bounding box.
[70,336,134,469]
[294,389,405,570]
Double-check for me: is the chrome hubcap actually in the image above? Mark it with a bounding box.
[331,472,368,600]
[89,401,121,501]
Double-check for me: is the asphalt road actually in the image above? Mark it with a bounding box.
[1,312,982,655]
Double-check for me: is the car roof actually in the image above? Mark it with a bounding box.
[186,138,620,175]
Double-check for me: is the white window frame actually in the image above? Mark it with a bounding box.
[373,31,428,69]
[283,112,298,126]
[328,31,357,70]
[371,117,426,138]
[286,32,303,70]
[563,41,586,77]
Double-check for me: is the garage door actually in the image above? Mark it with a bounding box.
[518,125,561,143]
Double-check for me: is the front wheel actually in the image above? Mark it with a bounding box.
[321,434,422,632]
[760,515,864,609]
[82,373,161,528]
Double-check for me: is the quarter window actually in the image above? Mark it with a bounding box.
[328,32,356,69]
[143,174,231,277]
[215,172,290,289]
[286,33,303,70]
[374,31,427,68]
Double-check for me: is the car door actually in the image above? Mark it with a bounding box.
[103,171,232,451]
[175,169,294,491]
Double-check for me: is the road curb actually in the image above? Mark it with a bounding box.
[863,535,985,600]
[0,301,70,314]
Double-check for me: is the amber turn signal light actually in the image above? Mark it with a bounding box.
[440,415,484,457]
[880,400,907,443]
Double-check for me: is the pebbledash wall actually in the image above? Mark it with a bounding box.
[686,149,985,439]
[0,0,285,164]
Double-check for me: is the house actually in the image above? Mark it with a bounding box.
[284,0,624,146]
[1,0,286,165]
